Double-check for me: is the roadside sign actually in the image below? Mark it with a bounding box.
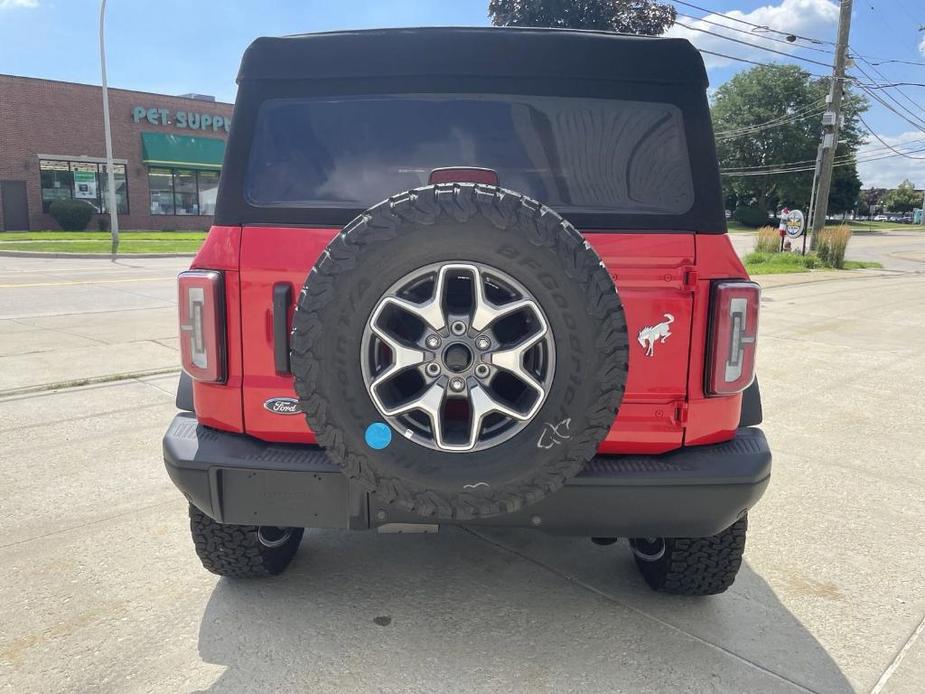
[784,209,805,238]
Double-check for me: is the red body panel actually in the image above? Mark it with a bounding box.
[188,225,750,452]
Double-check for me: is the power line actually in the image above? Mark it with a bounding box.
[850,60,925,131]
[719,138,925,171]
[714,105,826,140]
[673,19,835,69]
[852,79,925,134]
[856,113,925,159]
[674,11,834,54]
[671,0,834,46]
[721,148,925,175]
[866,59,925,68]
[720,139,925,175]
[859,82,925,89]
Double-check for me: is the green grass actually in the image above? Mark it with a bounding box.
[729,219,923,233]
[0,230,206,254]
[743,251,882,275]
[0,230,206,241]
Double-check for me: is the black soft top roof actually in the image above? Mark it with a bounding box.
[237,27,707,86]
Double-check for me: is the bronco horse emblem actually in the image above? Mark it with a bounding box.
[637,313,674,357]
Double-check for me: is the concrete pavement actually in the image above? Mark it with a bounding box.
[0,256,187,394]
[1,254,924,693]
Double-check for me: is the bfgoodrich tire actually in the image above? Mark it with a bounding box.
[629,517,748,595]
[188,505,304,578]
[290,184,628,520]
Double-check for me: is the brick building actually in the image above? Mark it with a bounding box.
[0,74,234,231]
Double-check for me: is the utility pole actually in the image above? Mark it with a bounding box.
[99,0,120,257]
[810,0,852,249]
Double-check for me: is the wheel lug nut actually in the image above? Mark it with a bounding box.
[475,364,490,379]
[450,321,467,336]
[475,335,491,350]
[425,335,441,349]
[449,377,466,392]
[425,362,441,377]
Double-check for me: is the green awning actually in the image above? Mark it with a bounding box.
[141,132,225,170]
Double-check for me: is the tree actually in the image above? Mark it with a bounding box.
[488,0,676,35]
[858,187,885,218]
[828,162,862,217]
[884,179,920,214]
[712,64,867,213]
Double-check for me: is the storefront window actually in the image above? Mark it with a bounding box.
[71,162,101,212]
[198,170,220,215]
[173,169,199,215]
[99,164,128,215]
[148,167,220,215]
[39,159,128,214]
[40,160,71,212]
[148,168,175,215]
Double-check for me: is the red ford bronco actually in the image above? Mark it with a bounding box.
[164,27,769,595]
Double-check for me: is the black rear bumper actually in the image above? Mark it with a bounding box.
[163,413,771,538]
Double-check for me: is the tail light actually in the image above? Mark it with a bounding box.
[178,270,225,383]
[706,280,760,395]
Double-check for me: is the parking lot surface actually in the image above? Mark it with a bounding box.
[1,251,923,693]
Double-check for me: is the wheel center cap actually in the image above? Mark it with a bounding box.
[442,343,473,373]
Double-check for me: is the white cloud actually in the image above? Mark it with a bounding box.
[666,0,840,70]
[919,35,925,57]
[0,0,39,8]
[857,131,925,188]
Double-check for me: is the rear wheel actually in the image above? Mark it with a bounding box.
[188,505,304,578]
[629,517,748,595]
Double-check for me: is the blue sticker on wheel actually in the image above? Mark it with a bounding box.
[365,422,392,450]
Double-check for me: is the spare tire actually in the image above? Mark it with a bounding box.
[290,184,628,519]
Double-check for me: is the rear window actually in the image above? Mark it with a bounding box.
[244,94,694,216]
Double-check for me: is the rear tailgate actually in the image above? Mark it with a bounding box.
[588,233,695,454]
[238,227,695,454]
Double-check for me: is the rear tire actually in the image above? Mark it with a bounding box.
[629,517,748,596]
[188,505,304,578]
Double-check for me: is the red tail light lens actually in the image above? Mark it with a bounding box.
[706,280,760,395]
[178,270,225,383]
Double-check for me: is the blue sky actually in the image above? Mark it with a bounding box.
[1,0,924,186]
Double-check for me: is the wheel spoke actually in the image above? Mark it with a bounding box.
[381,381,446,443]
[489,324,548,415]
[470,266,537,332]
[377,295,445,333]
[369,324,426,391]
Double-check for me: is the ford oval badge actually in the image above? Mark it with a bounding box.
[263,397,301,415]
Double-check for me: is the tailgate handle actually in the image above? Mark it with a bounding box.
[272,283,292,375]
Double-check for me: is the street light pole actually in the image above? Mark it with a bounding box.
[99,0,119,257]
[809,0,853,249]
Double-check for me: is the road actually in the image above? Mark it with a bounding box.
[1,249,924,693]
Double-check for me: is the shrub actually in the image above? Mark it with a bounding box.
[733,205,769,228]
[97,216,110,232]
[816,225,851,269]
[754,225,780,253]
[48,199,95,231]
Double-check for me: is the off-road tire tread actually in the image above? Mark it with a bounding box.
[188,505,303,578]
[291,183,627,519]
[632,517,748,596]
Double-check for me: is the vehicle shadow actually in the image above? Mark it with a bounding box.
[195,527,852,693]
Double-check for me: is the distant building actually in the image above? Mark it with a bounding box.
[0,74,234,231]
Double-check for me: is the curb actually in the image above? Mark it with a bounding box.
[0,250,196,259]
[0,367,182,399]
